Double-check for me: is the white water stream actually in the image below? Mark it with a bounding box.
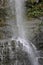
[14,0,39,65]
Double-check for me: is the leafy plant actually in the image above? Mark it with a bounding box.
[25,0,43,18]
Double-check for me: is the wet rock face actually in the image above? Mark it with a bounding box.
[0,0,3,6]
[32,31,43,65]
[0,0,14,39]
[0,0,9,7]
[0,40,31,65]
[32,31,43,50]
[38,58,43,65]
[10,40,31,65]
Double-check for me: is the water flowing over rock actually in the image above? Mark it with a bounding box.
[0,0,43,65]
[14,0,39,65]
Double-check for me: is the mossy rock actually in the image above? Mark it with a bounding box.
[0,32,4,39]
[0,0,8,7]
[0,18,7,27]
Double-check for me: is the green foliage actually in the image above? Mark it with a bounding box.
[27,0,36,4]
[25,0,43,18]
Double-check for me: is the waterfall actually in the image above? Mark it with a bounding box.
[0,0,39,65]
[15,0,25,39]
[15,0,39,65]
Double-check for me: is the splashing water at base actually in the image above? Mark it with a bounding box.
[0,38,39,65]
[16,37,39,65]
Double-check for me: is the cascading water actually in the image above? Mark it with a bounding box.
[0,0,39,65]
[15,0,39,65]
[15,0,25,39]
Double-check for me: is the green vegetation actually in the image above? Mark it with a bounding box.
[25,0,43,18]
